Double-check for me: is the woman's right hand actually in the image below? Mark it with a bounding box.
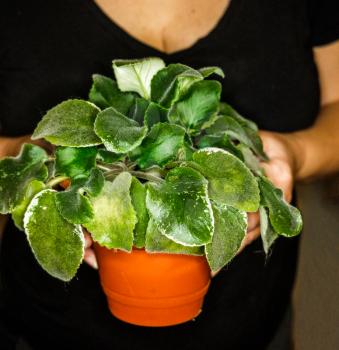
[0,135,53,157]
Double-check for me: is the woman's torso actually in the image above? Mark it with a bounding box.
[0,1,319,349]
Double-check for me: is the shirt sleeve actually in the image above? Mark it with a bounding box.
[309,0,339,46]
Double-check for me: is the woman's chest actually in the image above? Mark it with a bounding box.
[93,0,230,54]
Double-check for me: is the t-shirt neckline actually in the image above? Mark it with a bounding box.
[86,0,239,57]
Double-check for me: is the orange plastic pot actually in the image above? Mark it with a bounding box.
[94,244,211,327]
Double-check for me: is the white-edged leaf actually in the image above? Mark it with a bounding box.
[23,189,85,281]
[84,173,137,251]
[113,57,165,99]
[146,166,214,246]
[259,206,279,254]
[205,203,247,272]
[32,99,101,147]
[94,107,147,153]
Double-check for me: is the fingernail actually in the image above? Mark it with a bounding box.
[84,251,98,270]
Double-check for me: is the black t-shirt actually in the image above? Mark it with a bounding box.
[1,1,338,349]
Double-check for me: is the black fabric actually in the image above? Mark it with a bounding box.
[0,1,338,349]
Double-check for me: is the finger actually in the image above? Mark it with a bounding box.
[83,230,93,249]
[84,248,98,270]
[260,161,293,202]
[211,269,221,278]
[247,212,259,232]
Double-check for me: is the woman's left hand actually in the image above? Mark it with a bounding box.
[237,130,297,253]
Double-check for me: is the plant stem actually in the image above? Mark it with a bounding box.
[47,176,69,188]
[129,171,164,183]
[96,164,114,172]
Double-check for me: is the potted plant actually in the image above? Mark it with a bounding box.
[0,58,302,327]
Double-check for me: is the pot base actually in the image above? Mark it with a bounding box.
[94,245,211,327]
[103,283,209,327]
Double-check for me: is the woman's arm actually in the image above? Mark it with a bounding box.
[240,39,339,251]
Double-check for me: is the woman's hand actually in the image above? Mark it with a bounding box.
[83,230,98,269]
[237,130,297,253]
[0,134,53,158]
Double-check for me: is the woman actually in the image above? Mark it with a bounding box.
[1,1,339,349]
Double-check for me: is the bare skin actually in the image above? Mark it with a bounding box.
[1,1,339,270]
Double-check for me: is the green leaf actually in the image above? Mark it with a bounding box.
[259,206,279,254]
[0,144,48,214]
[128,97,149,124]
[151,63,203,108]
[82,168,105,197]
[145,218,204,255]
[237,144,263,175]
[89,74,135,114]
[146,167,214,246]
[219,102,258,131]
[94,107,147,153]
[12,180,46,230]
[169,80,221,133]
[84,173,137,251]
[23,189,84,281]
[206,115,267,160]
[176,142,195,161]
[130,177,149,248]
[97,149,125,164]
[197,134,244,160]
[32,99,101,147]
[205,203,247,272]
[55,146,97,179]
[258,176,302,236]
[144,102,168,128]
[198,66,225,78]
[113,57,165,99]
[129,122,185,169]
[55,189,94,225]
[191,148,260,212]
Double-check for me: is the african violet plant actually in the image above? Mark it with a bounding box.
[0,58,302,282]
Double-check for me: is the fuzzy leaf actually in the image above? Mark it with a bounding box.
[12,180,46,230]
[237,144,263,174]
[259,206,279,254]
[94,107,147,153]
[176,142,195,161]
[32,99,101,147]
[258,176,302,236]
[84,173,137,251]
[113,58,165,99]
[151,63,203,108]
[23,189,84,281]
[197,134,244,160]
[145,218,204,255]
[205,203,247,272]
[82,168,105,197]
[55,187,94,225]
[97,149,124,164]
[89,74,135,114]
[55,146,97,179]
[146,167,214,246]
[128,97,149,124]
[206,115,267,160]
[199,66,225,78]
[130,177,149,248]
[191,148,260,212]
[169,80,221,133]
[130,122,185,169]
[144,102,168,128]
[0,144,48,214]
[219,102,258,131]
